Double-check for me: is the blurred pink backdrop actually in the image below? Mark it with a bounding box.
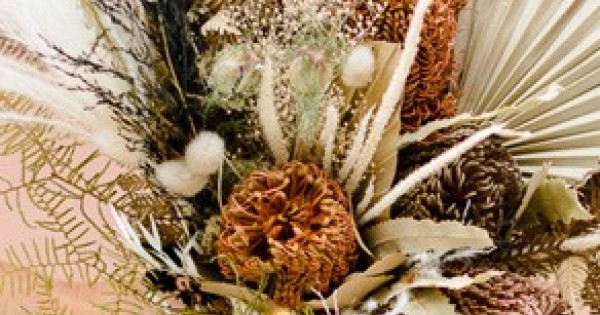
[0,153,122,314]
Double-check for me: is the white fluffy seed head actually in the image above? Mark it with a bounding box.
[341,45,375,88]
[155,160,209,197]
[185,131,225,175]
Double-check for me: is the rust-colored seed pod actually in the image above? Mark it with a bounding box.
[354,0,466,132]
[217,161,357,308]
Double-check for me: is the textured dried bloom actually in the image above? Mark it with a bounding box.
[444,272,568,315]
[579,172,600,216]
[354,0,465,132]
[391,126,525,240]
[217,161,357,308]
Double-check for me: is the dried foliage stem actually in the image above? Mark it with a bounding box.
[345,0,434,193]
[158,13,185,103]
[257,54,289,164]
[359,124,504,225]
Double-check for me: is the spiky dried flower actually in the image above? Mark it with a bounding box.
[354,0,465,132]
[444,272,568,315]
[391,126,525,240]
[217,161,357,308]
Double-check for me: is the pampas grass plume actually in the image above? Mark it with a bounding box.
[155,160,209,197]
[185,131,225,175]
[341,45,375,88]
[91,129,144,166]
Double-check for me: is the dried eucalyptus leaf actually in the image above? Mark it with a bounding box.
[523,178,593,224]
[365,218,494,255]
[399,289,460,315]
[306,253,407,309]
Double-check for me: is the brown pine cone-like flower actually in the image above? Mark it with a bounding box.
[217,161,357,308]
[579,172,600,216]
[354,0,465,132]
[391,126,525,240]
[444,272,568,315]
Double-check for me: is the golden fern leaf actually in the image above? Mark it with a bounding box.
[0,125,171,314]
[20,274,72,315]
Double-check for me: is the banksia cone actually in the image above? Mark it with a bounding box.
[444,272,568,315]
[579,172,600,216]
[391,126,525,240]
[354,0,465,132]
[217,161,357,308]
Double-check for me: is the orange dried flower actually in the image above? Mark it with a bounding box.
[355,0,465,132]
[217,161,357,308]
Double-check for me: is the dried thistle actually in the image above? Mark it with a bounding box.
[217,161,357,308]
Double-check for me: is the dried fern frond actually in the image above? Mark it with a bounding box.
[20,274,72,315]
[0,123,179,313]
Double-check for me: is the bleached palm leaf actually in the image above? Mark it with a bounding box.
[457,0,600,182]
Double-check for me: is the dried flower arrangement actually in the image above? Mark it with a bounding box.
[0,0,598,314]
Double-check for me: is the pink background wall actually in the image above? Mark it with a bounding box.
[0,154,120,314]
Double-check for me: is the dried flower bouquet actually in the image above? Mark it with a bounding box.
[0,0,598,314]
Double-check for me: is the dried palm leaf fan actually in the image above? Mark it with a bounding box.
[456,0,600,183]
